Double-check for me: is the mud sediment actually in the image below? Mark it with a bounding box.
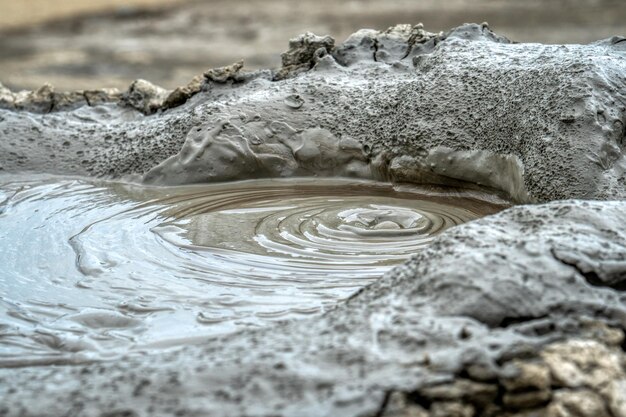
[1,24,625,202]
[0,23,625,417]
[1,199,625,417]
[0,176,502,362]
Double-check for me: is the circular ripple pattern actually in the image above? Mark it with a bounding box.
[0,175,506,365]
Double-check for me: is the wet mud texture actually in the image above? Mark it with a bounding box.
[1,200,625,417]
[1,24,626,203]
[0,177,502,362]
[0,24,626,417]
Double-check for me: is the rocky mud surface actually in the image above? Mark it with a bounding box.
[1,24,626,201]
[0,24,625,417]
[1,200,625,417]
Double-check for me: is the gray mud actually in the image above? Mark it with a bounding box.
[0,175,501,365]
[2,24,626,203]
[1,200,625,417]
[0,23,625,417]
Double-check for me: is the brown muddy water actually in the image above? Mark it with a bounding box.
[0,175,508,366]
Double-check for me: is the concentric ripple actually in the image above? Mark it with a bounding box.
[0,175,508,365]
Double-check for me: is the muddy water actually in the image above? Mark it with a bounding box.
[0,175,507,366]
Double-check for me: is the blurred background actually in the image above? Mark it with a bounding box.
[1,0,625,91]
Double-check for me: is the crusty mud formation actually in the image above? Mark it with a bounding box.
[1,23,625,202]
[0,24,625,417]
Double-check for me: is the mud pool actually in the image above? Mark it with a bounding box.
[0,175,505,366]
[1,21,626,417]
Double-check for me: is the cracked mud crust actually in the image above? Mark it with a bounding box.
[381,327,626,417]
[0,24,625,417]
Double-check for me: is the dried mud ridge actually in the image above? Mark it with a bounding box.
[0,23,626,417]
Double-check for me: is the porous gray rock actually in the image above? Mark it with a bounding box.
[0,82,122,112]
[274,32,335,80]
[121,79,170,114]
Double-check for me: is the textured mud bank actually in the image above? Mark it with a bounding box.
[1,200,625,417]
[1,23,626,202]
[0,24,626,417]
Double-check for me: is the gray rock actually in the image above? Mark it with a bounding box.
[275,32,335,80]
[547,389,611,417]
[121,79,170,114]
[500,362,552,393]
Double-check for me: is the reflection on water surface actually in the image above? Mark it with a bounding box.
[0,175,507,366]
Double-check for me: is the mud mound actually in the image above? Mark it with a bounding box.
[1,24,625,202]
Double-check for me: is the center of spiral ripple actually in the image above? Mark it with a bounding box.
[0,175,507,364]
